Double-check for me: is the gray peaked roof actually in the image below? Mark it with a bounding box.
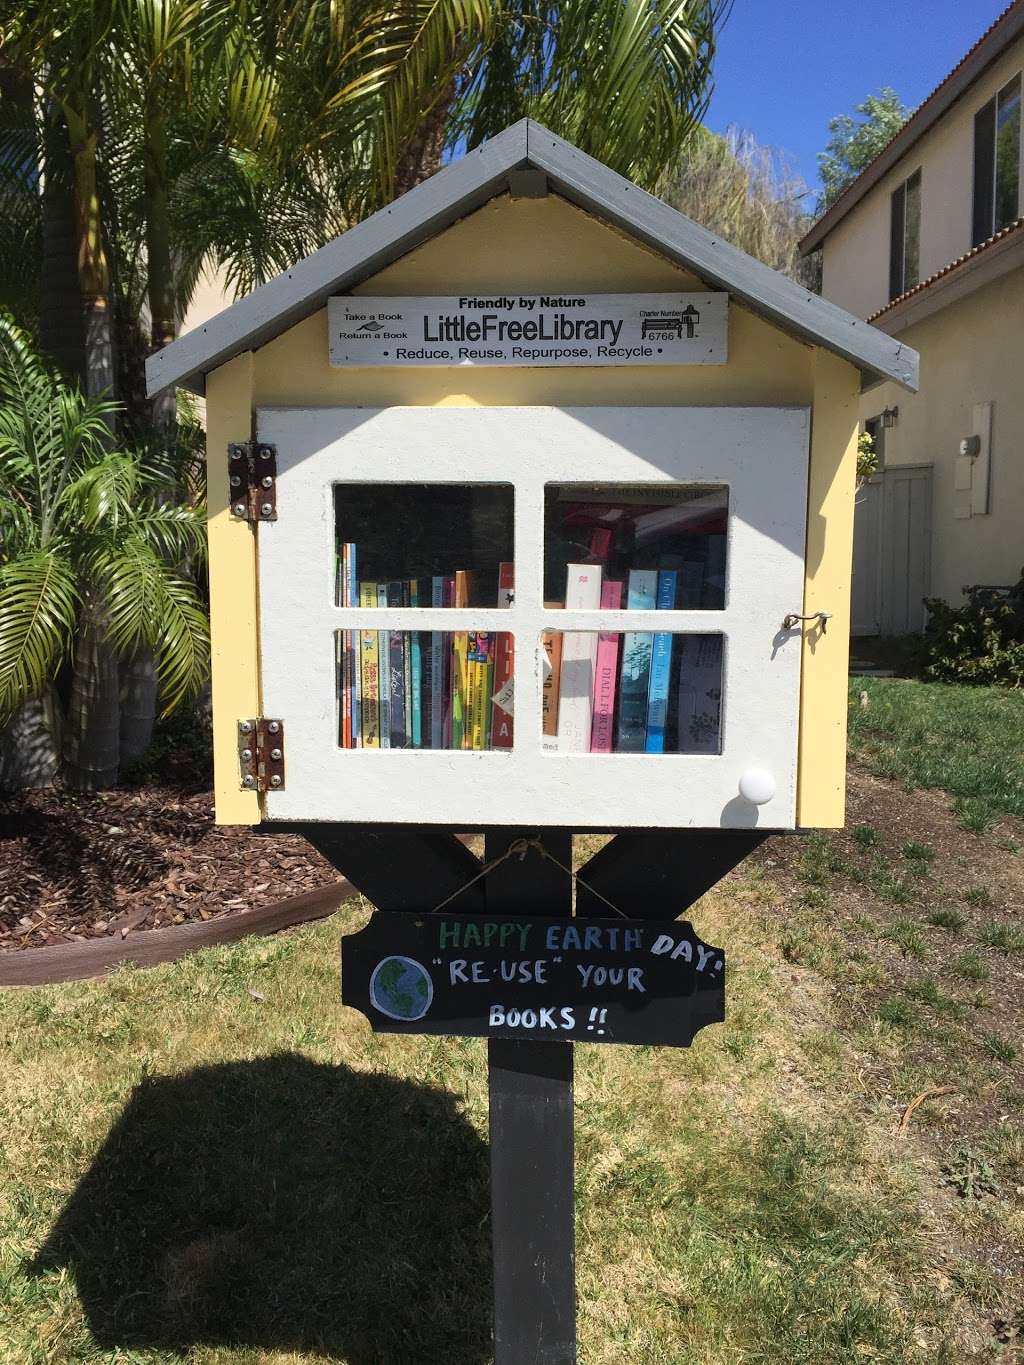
[147,119,919,397]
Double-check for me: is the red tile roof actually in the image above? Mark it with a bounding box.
[867,216,1024,321]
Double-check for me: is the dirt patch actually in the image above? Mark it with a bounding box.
[0,781,336,953]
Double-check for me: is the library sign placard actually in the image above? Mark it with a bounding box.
[341,912,725,1047]
[328,293,727,367]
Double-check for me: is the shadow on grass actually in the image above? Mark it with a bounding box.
[32,1053,491,1364]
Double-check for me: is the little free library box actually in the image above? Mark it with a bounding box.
[148,119,917,835]
[148,119,919,1365]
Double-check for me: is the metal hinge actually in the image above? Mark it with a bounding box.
[238,719,286,793]
[228,441,277,523]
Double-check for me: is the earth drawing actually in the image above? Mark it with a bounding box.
[369,955,434,1021]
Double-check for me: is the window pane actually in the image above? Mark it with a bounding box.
[334,483,513,607]
[542,630,723,754]
[973,97,996,245]
[996,77,1021,233]
[904,172,921,291]
[544,484,728,610]
[889,182,906,299]
[336,630,514,750]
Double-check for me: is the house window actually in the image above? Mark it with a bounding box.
[973,74,1022,246]
[864,416,886,472]
[889,170,921,301]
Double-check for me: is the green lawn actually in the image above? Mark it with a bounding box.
[849,677,1024,829]
[0,879,1008,1364]
[2,680,1022,1362]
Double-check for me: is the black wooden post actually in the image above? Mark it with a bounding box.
[485,830,577,1365]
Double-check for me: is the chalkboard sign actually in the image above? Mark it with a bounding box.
[341,912,725,1047]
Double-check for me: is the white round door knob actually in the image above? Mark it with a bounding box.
[738,768,776,805]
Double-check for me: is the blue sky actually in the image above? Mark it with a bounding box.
[707,0,1010,204]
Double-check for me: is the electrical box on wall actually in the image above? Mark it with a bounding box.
[146,119,919,833]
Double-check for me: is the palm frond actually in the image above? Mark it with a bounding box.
[154,570,210,715]
[0,548,79,721]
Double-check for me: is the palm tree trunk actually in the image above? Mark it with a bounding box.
[39,103,86,383]
[118,648,159,764]
[144,102,176,429]
[64,101,116,400]
[0,690,61,792]
[62,101,122,787]
[63,594,120,790]
[393,81,455,197]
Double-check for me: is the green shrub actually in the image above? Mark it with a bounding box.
[922,574,1024,688]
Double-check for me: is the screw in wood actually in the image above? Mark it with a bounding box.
[261,475,273,488]
[261,503,273,516]
[267,721,280,734]
[270,775,282,787]
[270,747,282,760]
[242,775,256,788]
[233,503,246,517]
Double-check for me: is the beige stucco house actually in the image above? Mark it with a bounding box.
[801,0,1024,636]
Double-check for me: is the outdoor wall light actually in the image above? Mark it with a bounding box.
[882,406,899,428]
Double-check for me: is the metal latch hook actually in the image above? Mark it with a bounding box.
[782,611,832,634]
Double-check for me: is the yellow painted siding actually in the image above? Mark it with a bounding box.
[797,351,861,827]
[252,196,815,407]
[205,353,261,824]
[206,190,854,826]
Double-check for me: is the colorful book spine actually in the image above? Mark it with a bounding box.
[676,634,724,754]
[617,569,658,752]
[467,633,492,751]
[402,581,413,741]
[410,581,422,749]
[645,570,678,753]
[556,564,602,752]
[417,631,430,748]
[492,563,515,749]
[377,583,391,749]
[541,630,564,751]
[347,544,360,748]
[358,579,381,748]
[588,527,613,562]
[431,577,445,748]
[452,571,471,749]
[442,576,455,748]
[591,580,623,752]
[386,582,406,748]
[452,632,469,750]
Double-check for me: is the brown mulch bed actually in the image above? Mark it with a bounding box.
[0,778,337,954]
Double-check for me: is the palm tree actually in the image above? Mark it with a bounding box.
[0,317,209,788]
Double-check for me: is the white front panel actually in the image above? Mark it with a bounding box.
[256,406,809,828]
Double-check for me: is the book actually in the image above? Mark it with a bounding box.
[347,544,360,748]
[402,581,413,741]
[385,582,406,748]
[468,633,492,750]
[588,527,613,561]
[452,570,471,749]
[442,577,455,748]
[556,564,602,752]
[645,570,678,753]
[358,630,381,748]
[541,630,564,751]
[417,631,431,748]
[590,580,623,752]
[492,563,515,748]
[431,577,446,748]
[676,634,723,754]
[377,583,391,749]
[451,631,469,749]
[340,547,353,748]
[617,569,658,752]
